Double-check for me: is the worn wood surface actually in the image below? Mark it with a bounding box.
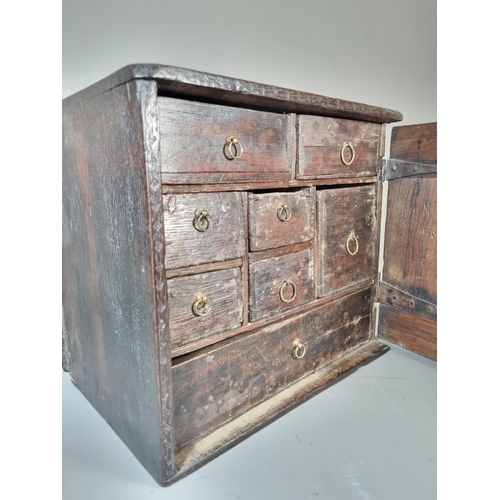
[168,340,389,485]
[317,184,378,297]
[249,247,315,322]
[167,268,243,350]
[248,188,313,251]
[162,192,245,270]
[297,117,381,179]
[63,64,403,123]
[390,122,437,164]
[162,176,378,193]
[378,304,436,361]
[383,177,437,304]
[172,288,372,451]
[158,97,291,183]
[62,81,173,484]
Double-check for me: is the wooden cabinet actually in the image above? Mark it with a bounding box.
[62,65,434,486]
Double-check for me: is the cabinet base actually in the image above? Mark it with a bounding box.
[165,339,389,486]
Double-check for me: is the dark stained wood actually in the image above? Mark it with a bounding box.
[63,64,403,123]
[62,80,174,484]
[172,288,373,451]
[164,258,242,279]
[168,340,389,485]
[390,122,437,164]
[168,268,243,350]
[158,98,292,183]
[378,305,436,361]
[383,177,437,304]
[248,188,314,251]
[162,192,245,270]
[162,176,379,193]
[317,184,378,297]
[249,248,315,322]
[297,116,381,179]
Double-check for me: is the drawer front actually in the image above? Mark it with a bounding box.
[297,116,381,179]
[158,97,292,183]
[163,192,245,270]
[172,287,372,450]
[168,268,243,350]
[317,185,377,297]
[249,248,314,323]
[248,188,314,251]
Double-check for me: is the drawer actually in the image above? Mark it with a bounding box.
[163,192,245,270]
[158,97,292,183]
[317,185,378,297]
[168,268,243,350]
[172,287,372,450]
[249,248,314,323]
[248,188,314,251]
[297,116,381,179]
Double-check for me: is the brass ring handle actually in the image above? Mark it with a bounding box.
[340,141,355,166]
[192,295,212,317]
[277,204,292,222]
[292,340,307,359]
[279,280,297,303]
[226,136,243,159]
[346,233,359,256]
[194,209,212,232]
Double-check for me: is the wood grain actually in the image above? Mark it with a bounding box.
[317,184,378,297]
[63,64,403,124]
[168,268,243,350]
[297,116,381,179]
[158,97,291,182]
[162,192,245,270]
[383,177,437,304]
[391,122,437,164]
[249,247,315,322]
[378,304,436,361]
[172,288,373,451]
[248,188,313,251]
[169,340,389,485]
[62,81,172,484]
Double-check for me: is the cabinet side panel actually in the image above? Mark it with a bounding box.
[62,82,166,483]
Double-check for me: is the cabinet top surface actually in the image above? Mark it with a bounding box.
[62,63,402,124]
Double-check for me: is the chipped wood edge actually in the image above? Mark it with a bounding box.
[137,80,176,480]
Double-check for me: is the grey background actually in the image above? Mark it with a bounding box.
[63,0,436,497]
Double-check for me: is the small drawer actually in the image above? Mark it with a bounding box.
[158,97,293,183]
[168,268,243,350]
[172,287,372,450]
[249,248,314,323]
[297,116,381,179]
[317,184,378,297]
[248,188,314,251]
[163,192,245,270]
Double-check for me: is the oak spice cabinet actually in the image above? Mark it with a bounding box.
[62,65,436,486]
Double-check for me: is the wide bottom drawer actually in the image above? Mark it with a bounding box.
[172,287,373,451]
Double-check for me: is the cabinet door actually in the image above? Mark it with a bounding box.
[377,123,437,361]
[317,184,378,298]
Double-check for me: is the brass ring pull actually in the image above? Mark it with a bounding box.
[340,141,355,166]
[279,280,297,303]
[346,233,359,256]
[292,340,307,359]
[192,295,212,317]
[226,136,243,159]
[277,204,292,221]
[194,209,212,232]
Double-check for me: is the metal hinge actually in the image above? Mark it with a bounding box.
[379,160,387,182]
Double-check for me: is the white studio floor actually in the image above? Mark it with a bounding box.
[62,342,437,500]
